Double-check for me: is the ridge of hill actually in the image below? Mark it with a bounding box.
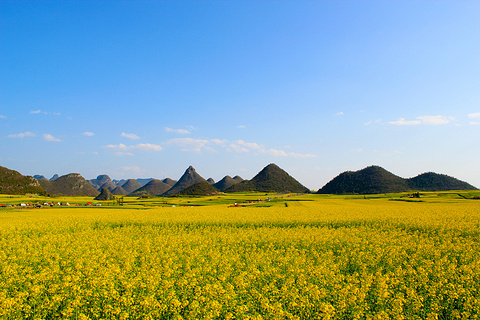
[34,175,47,180]
[50,174,59,181]
[162,166,207,196]
[178,181,220,196]
[318,166,478,194]
[121,179,143,194]
[407,172,477,191]
[213,175,241,192]
[39,173,100,197]
[129,179,171,197]
[207,178,215,184]
[94,187,114,201]
[0,166,47,195]
[225,164,309,193]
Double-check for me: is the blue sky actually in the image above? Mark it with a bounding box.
[1,1,479,190]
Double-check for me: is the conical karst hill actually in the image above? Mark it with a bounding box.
[233,175,244,182]
[162,166,207,196]
[111,185,128,195]
[121,179,143,194]
[162,178,177,187]
[225,164,309,193]
[99,181,117,192]
[129,179,172,196]
[207,178,215,184]
[94,187,114,201]
[89,174,112,189]
[318,166,408,195]
[136,178,154,186]
[407,172,477,191]
[39,173,100,197]
[213,175,241,192]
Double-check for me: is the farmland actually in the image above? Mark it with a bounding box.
[1,192,480,319]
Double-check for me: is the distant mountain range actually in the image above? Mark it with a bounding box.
[0,163,477,197]
[38,173,100,197]
[318,165,477,194]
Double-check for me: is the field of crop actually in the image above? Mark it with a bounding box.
[1,193,480,319]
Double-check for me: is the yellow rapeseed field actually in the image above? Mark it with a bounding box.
[1,196,479,319]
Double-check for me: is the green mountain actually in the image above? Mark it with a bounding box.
[129,179,171,197]
[99,181,117,192]
[207,178,215,184]
[407,172,477,191]
[225,164,309,193]
[162,178,177,187]
[318,166,407,194]
[39,173,100,197]
[317,166,478,194]
[136,178,154,186]
[0,166,47,195]
[121,179,143,194]
[94,187,114,200]
[111,185,128,195]
[213,175,242,192]
[233,175,244,183]
[162,166,207,196]
[34,175,47,180]
[88,174,112,189]
[178,181,220,196]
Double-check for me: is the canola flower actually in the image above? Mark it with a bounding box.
[0,198,479,319]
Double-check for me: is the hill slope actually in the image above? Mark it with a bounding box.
[225,164,309,193]
[129,179,171,196]
[0,166,47,195]
[39,173,100,197]
[162,166,207,196]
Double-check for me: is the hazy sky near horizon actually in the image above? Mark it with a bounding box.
[1,1,479,190]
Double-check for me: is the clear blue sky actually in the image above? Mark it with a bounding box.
[1,1,479,190]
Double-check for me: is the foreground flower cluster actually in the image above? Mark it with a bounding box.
[1,198,479,319]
